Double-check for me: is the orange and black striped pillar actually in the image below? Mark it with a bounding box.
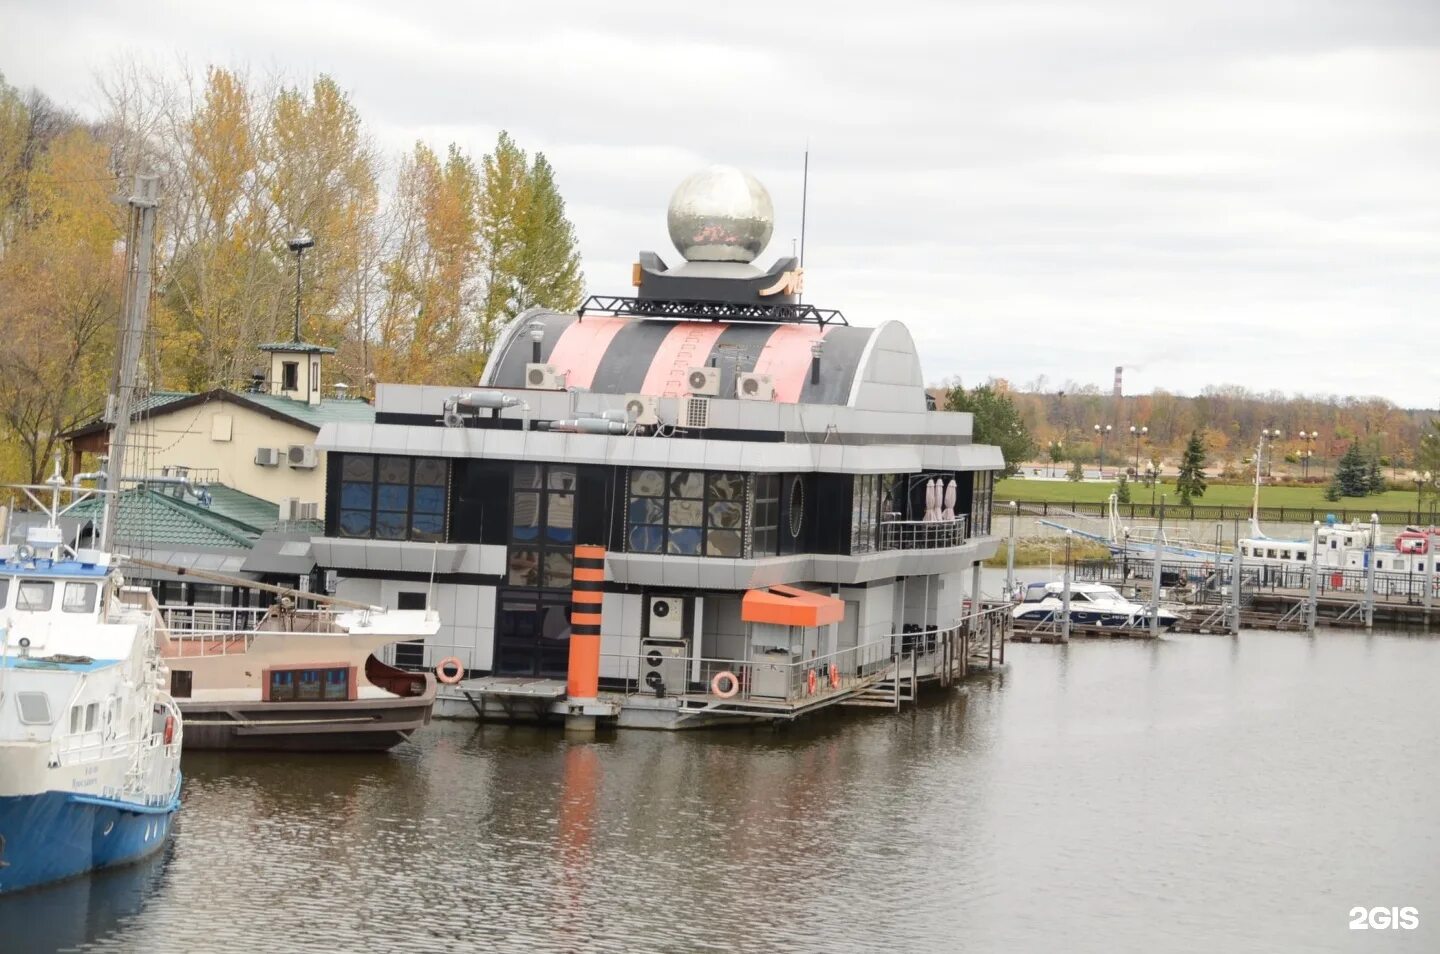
[567,544,605,706]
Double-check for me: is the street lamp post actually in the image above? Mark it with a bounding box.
[1130,425,1147,474]
[1146,463,1157,507]
[1417,470,1431,519]
[1261,427,1283,478]
[1048,441,1063,478]
[286,233,315,343]
[1094,424,1112,478]
[1298,430,1316,480]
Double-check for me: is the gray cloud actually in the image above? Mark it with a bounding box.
[3,0,1437,405]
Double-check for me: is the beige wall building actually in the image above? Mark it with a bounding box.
[66,343,373,512]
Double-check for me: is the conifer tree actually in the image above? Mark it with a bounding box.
[946,382,1035,477]
[1067,459,1084,482]
[1334,442,1369,497]
[1176,430,1207,505]
[1115,471,1131,503]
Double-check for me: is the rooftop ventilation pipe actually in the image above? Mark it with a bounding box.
[538,419,629,435]
[444,391,530,431]
[810,339,824,386]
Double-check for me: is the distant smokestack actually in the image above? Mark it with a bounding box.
[1113,366,1123,400]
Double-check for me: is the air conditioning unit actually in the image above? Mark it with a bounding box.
[680,396,709,430]
[254,447,280,467]
[686,366,720,396]
[295,501,318,521]
[279,497,298,521]
[525,363,566,390]
[647,595,684,639]
[623,394,660,426]
[639,637,688,697]
[287,444,318,469]
[736,372,774,401]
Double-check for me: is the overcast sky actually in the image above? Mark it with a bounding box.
[3,0,1438,406]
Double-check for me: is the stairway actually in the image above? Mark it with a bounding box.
[839,671,916,709]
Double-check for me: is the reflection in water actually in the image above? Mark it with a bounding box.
[0,840,171,953]
[6,629,1438,953]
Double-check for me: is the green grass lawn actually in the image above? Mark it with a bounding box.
[996,477,1424,512]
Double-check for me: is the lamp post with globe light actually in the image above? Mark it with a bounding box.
[1261,427,1283,478]
[1298,430,1316,479]
[1130,425,1147,474]
[1417,471,1432,519]
[1094,424,1111,477]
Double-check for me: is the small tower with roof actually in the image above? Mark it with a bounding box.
[259,232,335,406]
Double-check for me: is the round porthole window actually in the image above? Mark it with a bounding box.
[788,477,805,538]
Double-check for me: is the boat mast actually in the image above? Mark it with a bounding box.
[102,174,160,551]
[1250,436,1264,538]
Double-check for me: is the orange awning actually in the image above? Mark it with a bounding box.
[742,584,846,627]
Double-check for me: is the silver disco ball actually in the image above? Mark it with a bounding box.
[666,165,774,263]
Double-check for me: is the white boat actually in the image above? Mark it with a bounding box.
[0,468,183,895]
[1012,581,1183,630]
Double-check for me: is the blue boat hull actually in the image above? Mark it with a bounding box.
[0,786,180,895]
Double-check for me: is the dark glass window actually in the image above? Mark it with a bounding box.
[970,470,994,535]
[395,592,427,669]
[282,361,299,391]
[752,474,780,556]
[508,464,577,587]
[626,468,746,558]
[269,667,347,702]
[336,453,449,542]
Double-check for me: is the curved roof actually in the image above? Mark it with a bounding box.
[482,310,926,410]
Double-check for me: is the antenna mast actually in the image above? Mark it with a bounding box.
[102,174,160,551]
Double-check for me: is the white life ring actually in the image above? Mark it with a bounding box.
[710,670,740,699]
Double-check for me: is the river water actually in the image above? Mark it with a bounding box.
[4,628,1438,954]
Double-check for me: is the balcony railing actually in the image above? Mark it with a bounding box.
[877,515,967,551]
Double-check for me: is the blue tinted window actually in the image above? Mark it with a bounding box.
[340,483,372,509]
[377,484,409,511]
[413,486,446,514]
[375,511,407,539]
[629,526,663,553]
[667,528,702,555]
[339,510,372,537]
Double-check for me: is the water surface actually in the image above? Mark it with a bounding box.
[4,629,1437,953]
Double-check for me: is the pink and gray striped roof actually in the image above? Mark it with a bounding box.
[483,312,924,408]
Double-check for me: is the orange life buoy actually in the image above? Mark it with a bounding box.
[807,669,818,695]
[828,664,841,690]
[711,670,740,699]
[163,715,175,746]
[436,657,464,684]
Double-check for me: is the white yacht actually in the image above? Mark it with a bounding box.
[0,470,183,895]
[1012,581,1183,630]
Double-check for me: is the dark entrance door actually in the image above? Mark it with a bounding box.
[495,588,571,678]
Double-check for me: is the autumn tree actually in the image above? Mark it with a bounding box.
[0,124,122,481]
[372,143,482,384]
[476,132,584,364]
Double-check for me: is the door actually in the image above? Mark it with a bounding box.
[494,588,571,678]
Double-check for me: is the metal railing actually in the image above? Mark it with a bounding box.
[600,636,897,706]
[1080,556,1440,604]
[878,515,967,551]
[1003,499,1440,526]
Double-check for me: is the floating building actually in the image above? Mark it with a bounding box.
[310,165,1009,728]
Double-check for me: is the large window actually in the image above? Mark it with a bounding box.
[508,464,576,587]
[338,454,448,542]
[970,470,994,535]
[627,469,744,557]
[752,474,780,556]
[850,475,899,555]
